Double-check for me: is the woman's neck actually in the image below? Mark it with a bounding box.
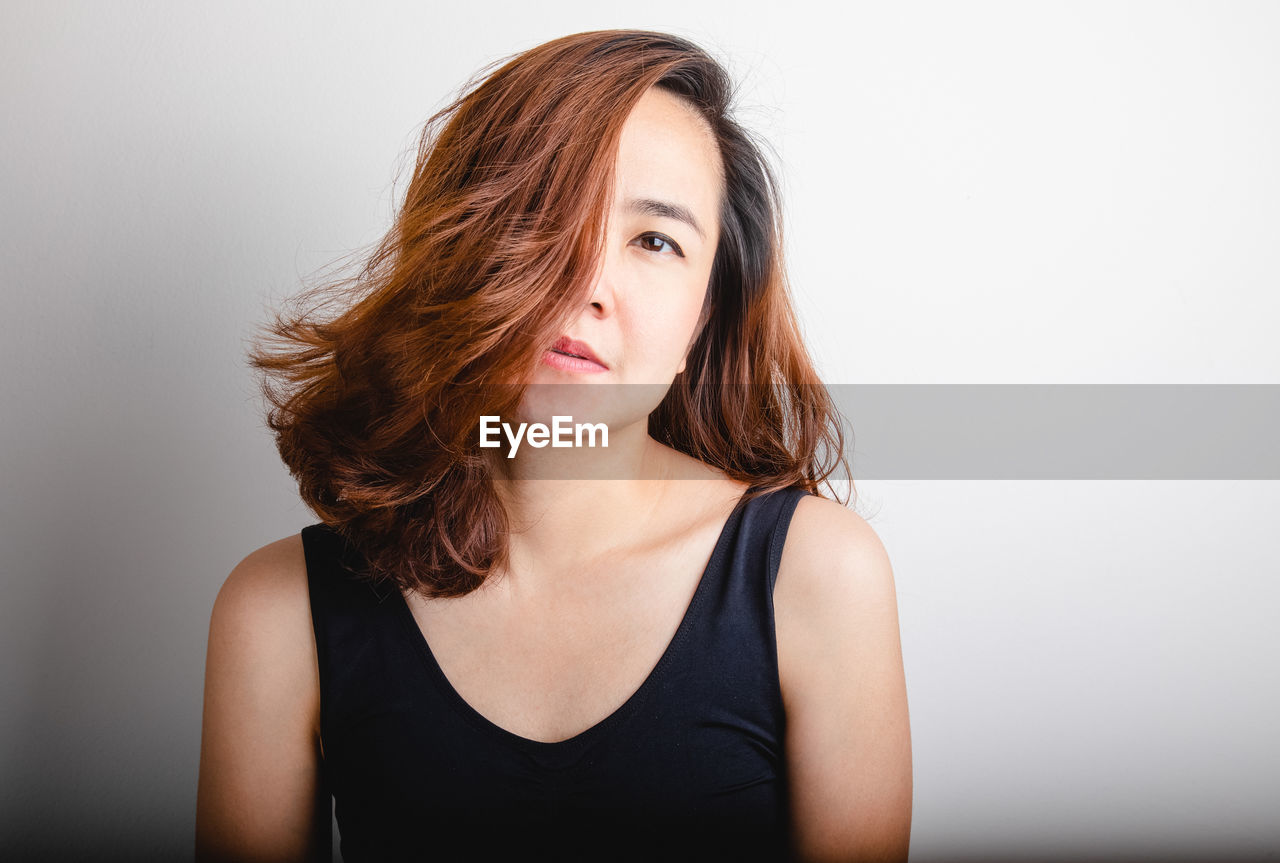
[485,427,686,591]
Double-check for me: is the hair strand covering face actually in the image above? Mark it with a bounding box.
[248,29,853,597]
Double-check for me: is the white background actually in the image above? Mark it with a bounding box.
[2,1,1276,859]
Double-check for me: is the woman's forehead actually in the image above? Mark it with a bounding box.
[613,89,723,230]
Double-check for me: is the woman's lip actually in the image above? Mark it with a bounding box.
[550,335,607,368]
[542,349,609,374]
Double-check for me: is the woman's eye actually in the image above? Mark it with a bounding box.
[637,232,684,258]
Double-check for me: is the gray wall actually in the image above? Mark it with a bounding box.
[2,1,1277,860]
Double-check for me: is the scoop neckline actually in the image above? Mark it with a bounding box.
[392,487,755,758]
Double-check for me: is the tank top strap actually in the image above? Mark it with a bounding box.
[675,484,810,723]
[702,483,811,607]
[301,523,413,750]
[742,484,811,593]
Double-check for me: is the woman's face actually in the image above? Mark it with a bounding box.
[523,86,724,430]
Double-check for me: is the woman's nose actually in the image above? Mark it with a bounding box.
[587,262,616,317]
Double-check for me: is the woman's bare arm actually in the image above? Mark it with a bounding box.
[195,535,330,862]
[775,496,913,863]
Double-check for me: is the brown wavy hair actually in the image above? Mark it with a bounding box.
[249,29,852,597]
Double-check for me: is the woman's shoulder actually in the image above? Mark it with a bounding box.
[206,534,317,706]
[216,533,310,620]
[198,535,325,856]
[770,494,911,855]
[779,493,891,582]
[774,493,897,655]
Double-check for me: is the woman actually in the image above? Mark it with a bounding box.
[196,29,911,863]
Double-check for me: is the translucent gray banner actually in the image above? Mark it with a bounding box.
[830,384,1279,479]
[476,384,1280,479]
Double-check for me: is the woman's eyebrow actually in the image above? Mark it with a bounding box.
[624,197,706,241]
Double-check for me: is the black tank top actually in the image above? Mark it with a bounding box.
[302,485,810,862]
